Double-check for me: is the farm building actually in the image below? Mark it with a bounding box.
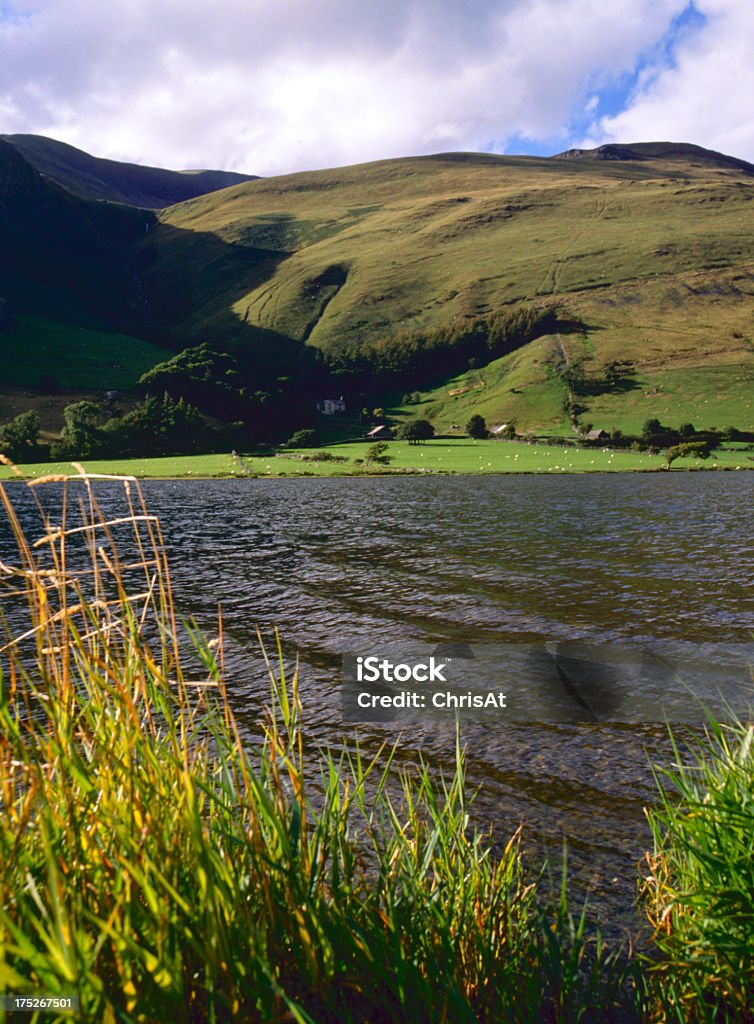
[366,425,394,440]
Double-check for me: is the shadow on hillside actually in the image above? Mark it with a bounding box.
[577,377,640,397]
[132,218,311,384]
[556,318,606,335]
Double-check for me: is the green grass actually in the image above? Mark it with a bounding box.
[386,268,754,435]
[579,364,754,437]
[2,439,752,480]
[395,345,754,438]
[391,338,573,435]
[644,716,754,1022]
[0,452,245,480]
[0,315,172,390]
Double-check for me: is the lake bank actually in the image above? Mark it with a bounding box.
[8,469,747,942]
[2,437,753,479]
[2,472,753,1020]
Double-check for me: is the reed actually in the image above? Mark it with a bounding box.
[0,469,634,1022]
[643,710,754,1023]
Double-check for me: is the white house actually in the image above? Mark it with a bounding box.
[316,398,347,415]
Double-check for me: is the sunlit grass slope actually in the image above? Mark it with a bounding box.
[152,151,754,348]
[399,317,754,438]
[144,148,754,433]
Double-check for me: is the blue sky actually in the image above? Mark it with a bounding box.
[0,0,751,175]
[504,2,710,157]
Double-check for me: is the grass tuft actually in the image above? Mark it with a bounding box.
[643,711,754,1022]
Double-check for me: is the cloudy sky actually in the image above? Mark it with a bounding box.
[0,0,751,176]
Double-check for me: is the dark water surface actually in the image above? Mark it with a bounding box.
[3,472,753,940]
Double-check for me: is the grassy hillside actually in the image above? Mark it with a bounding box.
[0,315,173,439]
[2,134,257,209]
[398,267,754,435]
[1,314,171,390]
[2,139,753,438]
[0,141,176,432]
[141,145,754,432]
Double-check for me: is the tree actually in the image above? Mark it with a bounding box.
[364,442,392,466]
[665,441,714,468]
[642,417,663,440]
[101,393,208,457]
[287,428,321,449]
[397,419,435,445]
[561,358,588,396]
[0,410,40,462]
[139,343,239,403]
[603,359,635,390]
[52,401,104,459]
[466,414,488,439]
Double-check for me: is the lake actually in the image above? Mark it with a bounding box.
[3,471,753,940]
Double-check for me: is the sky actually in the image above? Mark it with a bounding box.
[0,0,751,177]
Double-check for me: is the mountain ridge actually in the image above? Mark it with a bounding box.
[1,134,258,209]
[0,138,148,327]
[553,141,754,176]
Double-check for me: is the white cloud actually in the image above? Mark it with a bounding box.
[586,0,754,162]
[0,0,725,176]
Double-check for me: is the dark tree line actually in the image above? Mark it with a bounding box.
[0,397,213,463]
[326,305,556,389]
[137,342,328,442]
[50,394,211,459]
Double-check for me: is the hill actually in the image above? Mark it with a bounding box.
[553,141,754,176]
[0,140,173,433]
[139,144,754,434]
[1,134,257,209]
[2,138,753,441]
[0,138,149,325]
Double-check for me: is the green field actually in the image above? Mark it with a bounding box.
[0,315,171,390]
[390,326,754,438]
[3,439,752,480]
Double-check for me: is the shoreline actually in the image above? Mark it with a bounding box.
[3,466,752,482]
[2,438,753,481]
